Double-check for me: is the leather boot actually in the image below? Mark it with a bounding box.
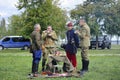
[80,60,89,76]
[81,59,85,71]
[84,60,89,71]
[81,59,89,71]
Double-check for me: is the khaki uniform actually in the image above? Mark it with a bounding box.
[78,23,90,61]
[42,30,57,47]
[42,30,58,59]
[41,30,58,71]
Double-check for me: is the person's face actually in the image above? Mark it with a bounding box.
[67,26,73,30]
[37,26,41,31]
[47,26,52,31]
[79,20,84,26]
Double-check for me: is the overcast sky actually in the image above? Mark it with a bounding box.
[0,0,85,19]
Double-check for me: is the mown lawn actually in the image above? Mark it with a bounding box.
[0,45,120,80]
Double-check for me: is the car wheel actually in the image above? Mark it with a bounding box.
[23,45,28,50]
[101,43,105,49]
[89,46,92,49]
[107,44,111,49]
[101,46,105,49]
[94,47,96,49]
[0,46,4,50]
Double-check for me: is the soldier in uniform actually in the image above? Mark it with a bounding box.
[30,24,42,77]
[41,26,58,71]
[75,19,91,75]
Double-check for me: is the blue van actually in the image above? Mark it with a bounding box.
[0,36,30,50]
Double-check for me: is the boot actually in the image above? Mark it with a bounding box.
[81,59,85,71]
[81,59,89,71]
[77,59,84,73]
[84,60,89,71]
[80,60,89,76]
[42,59,46,72]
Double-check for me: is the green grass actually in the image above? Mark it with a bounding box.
[0,45,120,80]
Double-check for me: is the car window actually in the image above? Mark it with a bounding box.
[91,37,103,41]
[12,38,19,42]
[2,37,10,42]
[19,37,30,42]
[24,38,30,42]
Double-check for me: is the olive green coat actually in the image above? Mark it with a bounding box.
[30,31,42,50]
[42,30,58,48]
[78,23,91,47]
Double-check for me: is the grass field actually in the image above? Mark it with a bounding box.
[0,45,120,80]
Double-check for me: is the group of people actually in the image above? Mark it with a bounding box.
[30,18,91,77]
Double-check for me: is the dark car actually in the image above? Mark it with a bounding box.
[0,36,30,50]
[89,36,111,49]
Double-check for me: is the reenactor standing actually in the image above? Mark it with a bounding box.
[41,26,58,71]
[65,22,79,73]
[75,19,91,75]
[30,24,42,77]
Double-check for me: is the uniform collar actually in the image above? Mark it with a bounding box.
[68,29,74,31]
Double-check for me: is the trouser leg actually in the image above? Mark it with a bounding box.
[71,54,77,68]
[80,47,89,75]
[66,52,77,68]
[32,50,42,74]
[42,59,47,71]
[66,52,77,73]
[32,63,36,73]
[66,52,71,62]
[42,48,49,71]
[63,56,74,72]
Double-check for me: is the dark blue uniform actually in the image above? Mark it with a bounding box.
[65,29,79,54]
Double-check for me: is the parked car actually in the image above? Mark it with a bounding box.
[0,36,30,50]
[89,36,111,49]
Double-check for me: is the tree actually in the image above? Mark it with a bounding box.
[8,15,24,35]
[103,0,120,44]
[0,18,7,38]
[8,0,67,37]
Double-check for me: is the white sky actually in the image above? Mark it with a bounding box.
[0,0,85,19]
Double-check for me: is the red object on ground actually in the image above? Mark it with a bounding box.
[66,52,77,67]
